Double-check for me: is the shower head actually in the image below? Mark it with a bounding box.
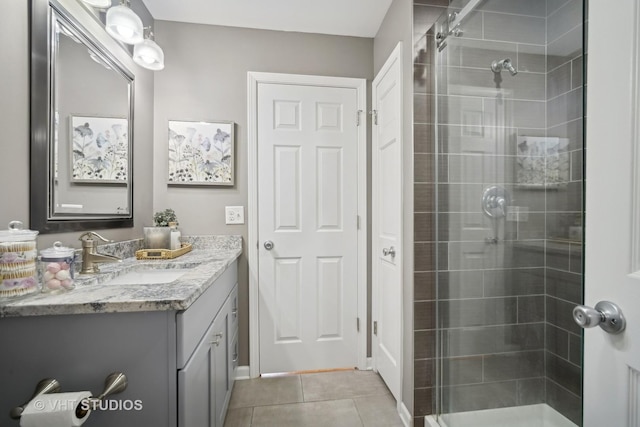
[505,61,517,76]
[491,58,517,76]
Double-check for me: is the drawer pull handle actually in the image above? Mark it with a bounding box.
[210,332,224,346]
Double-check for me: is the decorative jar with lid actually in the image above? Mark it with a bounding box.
[40,241,76,293]
[0,221,39,298]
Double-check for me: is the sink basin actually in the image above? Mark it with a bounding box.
[104,269,191,285]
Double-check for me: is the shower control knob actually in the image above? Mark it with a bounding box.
[482,185,510,219]
[573,301,626,334]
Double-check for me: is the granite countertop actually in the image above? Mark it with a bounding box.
[0,235,242,318]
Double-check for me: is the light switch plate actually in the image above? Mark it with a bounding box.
[225,206,244,224]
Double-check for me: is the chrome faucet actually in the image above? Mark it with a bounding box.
[79,232,122,274]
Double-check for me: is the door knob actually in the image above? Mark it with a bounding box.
[382,246,396,257]
[573,301,626,334]
[264,240,274,250]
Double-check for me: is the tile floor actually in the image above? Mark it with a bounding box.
[224,370,404,427]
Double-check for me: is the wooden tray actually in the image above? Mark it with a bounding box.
[135,243,193,260]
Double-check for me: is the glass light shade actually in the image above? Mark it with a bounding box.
[106,4,143,44]
[133,39,165,71]
[81,0,112,8]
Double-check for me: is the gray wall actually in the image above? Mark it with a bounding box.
[153,21,374,366]
[0,0,155,249]
[0,1,30,230]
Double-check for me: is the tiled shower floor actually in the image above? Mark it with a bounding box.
[224,370,403,427]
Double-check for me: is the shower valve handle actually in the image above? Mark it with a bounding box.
[573,301,626,334]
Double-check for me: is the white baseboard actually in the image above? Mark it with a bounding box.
[238,361,374,379]
[398,401,412,427]
[235,366,250,380]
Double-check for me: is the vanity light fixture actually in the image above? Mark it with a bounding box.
[81,0,112,8]
[133,28,164,71]
[105,0,143,44]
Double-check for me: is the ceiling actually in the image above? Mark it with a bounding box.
[140,0,394,38]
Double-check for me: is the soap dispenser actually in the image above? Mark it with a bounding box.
[169,222,182,250]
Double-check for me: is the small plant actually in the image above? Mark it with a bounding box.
[154,208,178,227]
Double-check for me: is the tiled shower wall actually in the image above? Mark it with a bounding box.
[543,0,584,424]
[412,0,584,425]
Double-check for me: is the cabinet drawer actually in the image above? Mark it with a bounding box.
[177,260,237,368]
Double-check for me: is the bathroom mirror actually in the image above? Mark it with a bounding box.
[30,0,134,233]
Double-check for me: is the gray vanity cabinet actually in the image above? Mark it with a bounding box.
[0,262,238,427]
[0,260,239,427]
[177,265,237,427]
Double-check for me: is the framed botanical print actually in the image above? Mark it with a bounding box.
[167,120,234,186]
[71,115,128,183]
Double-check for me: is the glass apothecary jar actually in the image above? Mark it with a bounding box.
[0,221,39,298]
[40,241,76,293]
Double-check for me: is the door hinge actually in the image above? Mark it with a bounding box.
[369,110,378,125]
[357,317,360,332]
[357,215,361,230]
[373,321,378,336]
[356,110,363,126]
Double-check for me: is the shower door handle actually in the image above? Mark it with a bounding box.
[573,301,626,334]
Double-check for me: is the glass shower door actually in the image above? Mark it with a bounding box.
[431,0,584,426]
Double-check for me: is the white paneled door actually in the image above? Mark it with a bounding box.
[256,82,360,373]
[584,0,640,425]
[372,43,403,401]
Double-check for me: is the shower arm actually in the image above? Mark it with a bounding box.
[491,58,518,76]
